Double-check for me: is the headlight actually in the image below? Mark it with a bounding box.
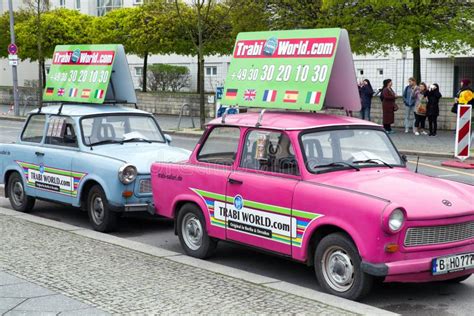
[388,208,405,232]
[118,164,137,184]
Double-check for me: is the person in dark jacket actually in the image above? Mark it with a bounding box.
[454,79,474,110]
[358,79,374,120]
[381,79,397,133]
[426,83,442,136]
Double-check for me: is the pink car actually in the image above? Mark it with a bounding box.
[151,111,474,300]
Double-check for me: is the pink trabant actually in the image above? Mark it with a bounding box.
[151,111,474,300]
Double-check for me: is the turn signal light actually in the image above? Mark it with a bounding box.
[385,243,399,253]
[122,191,133,198]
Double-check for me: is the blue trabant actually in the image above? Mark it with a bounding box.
[0,104,190,232]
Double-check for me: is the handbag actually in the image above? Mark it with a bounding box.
[394,103,399,112]
[416,97,427,115]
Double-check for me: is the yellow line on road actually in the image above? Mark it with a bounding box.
[407,161,474,177]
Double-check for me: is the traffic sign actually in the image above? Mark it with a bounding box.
[8,43,17,55]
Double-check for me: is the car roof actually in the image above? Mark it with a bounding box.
[29,104,150,117]
[208,111,380,130]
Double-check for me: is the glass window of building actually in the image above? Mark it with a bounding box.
[97,0,123,16]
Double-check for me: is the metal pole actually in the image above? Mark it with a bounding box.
[8,0,20,116]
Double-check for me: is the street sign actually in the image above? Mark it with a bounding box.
[216,86,224,100]
[222,28,360,111]
[43,44,136,104]
[454,90,473,161]
[8,43,17,55]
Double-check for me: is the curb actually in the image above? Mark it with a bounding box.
[162,129,203,138]
[398,149,454,159]
[0,204,396,316]
[0,115,25,122]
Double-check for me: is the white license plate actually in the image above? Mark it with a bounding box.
[432,252,474,275]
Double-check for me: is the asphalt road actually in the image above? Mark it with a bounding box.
[1,119,473,315]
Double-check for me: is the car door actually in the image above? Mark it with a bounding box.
[225,129,300,256]
[16,113,48,198]
[34,115,79,205]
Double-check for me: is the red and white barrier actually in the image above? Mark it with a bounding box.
[454,104,472,161]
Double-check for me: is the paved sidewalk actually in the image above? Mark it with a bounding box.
[0,207,393,315]
[0,271,108,315]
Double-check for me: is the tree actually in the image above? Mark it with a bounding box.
[174,0,236,129]
[145,64,191,92]
[268,0,323,30]
[0,10,31,59]
[320,0,474,83]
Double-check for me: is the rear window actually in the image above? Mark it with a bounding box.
[21,114,46,143]
[197,126,240,165]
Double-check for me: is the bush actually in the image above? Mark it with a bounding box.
[144,64,191,92]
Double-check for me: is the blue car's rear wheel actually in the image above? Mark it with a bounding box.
[87,185,118,232]
[7,172,35,213]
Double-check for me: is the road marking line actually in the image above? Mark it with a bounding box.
[437,174,459,178]
[408,161,474,177]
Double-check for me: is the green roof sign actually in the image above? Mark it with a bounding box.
[223,28,360,111]
[43,44,136,104]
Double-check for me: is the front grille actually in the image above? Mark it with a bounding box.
[139,179,152,193]
[404,221,474,247]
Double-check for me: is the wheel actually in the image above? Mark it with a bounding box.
[7,172,35,212]
[87,185,118,232]
[444,274,471,283]
[314,232,373,300]
[177,203,217,259]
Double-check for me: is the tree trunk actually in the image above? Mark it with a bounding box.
[198,51,205,129]
[41,59,46,89]
[142,51,148,92]
[196,56,201,93]
[412,45,421,84]
[37,2,43,107]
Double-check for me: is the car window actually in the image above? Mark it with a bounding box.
[241,130,299,176]
[301,128,403,172]
[197,126,240,166]
[45,116,78,148]
[21,114,46,143]
[81,115,165,145]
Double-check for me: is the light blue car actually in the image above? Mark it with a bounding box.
[0,105,190,232]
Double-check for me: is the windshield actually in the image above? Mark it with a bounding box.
[301,128,403,173]
[81,114,165,146]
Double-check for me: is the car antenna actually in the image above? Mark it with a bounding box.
[88,136,93,151]
[256,109,266,127]
[415,156,420,173]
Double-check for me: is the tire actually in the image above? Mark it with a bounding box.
[86,184,118,232]
[177,203,217,259]
[314,232,373,301]
[444,274,471,283]
[7,172,35,213]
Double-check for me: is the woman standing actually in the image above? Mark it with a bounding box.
[359,79,374,120]
[381,79,397,133]
[426,83,442,136]
[414,82,428,136]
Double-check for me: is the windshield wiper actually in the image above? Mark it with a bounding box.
[353,159,393,168]
[314,162,360,172]
[89,139,122,146]
[120,138,152,144]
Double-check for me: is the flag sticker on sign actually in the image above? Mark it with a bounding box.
[244,89,256,101]
[69,88,78,98]
[95,89,104,99]
[46,87,54,96]
[262,89,277,102]
[226,89,238,100]
[283,90,298,103]
[305,91,321,104]
[57,88,65,96]
[81,89,91,98]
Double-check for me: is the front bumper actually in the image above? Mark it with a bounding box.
[109,202,155,215]
[362,243,474,282]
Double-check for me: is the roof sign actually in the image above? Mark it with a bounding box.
[223,28,360,111]
[43,44,136,104]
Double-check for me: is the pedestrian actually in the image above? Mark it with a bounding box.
[452,78,474,113]
[359,79,374,120]
[426,83,442,136]
[381,79,398,134]
[402,77,418,133]
[414,82,428,136]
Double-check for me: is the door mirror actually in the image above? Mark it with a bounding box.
[401,154,408,163]
[164,134,172,144]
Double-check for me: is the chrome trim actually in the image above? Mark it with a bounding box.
[404,221,474,247]
[124,203,149,212]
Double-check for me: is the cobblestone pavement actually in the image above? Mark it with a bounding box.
[0,215,356,315]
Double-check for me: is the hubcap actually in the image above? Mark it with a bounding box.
[90,194,105,225]
[11,180,24,206]
[321,246,355,292]
[182,213,203,251]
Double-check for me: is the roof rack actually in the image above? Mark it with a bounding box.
[36,101,138,115]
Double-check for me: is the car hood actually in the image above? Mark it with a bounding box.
[308,168,474,220]
[91,143,190,174]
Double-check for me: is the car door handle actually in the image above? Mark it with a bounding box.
[35,151,45,156]
[228,178,243,185]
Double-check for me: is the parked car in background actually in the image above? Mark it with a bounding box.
[150,111,474,300]
[0,105,190,232]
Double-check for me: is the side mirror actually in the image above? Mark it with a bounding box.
[164,134,172,144]
[401,154,408,163]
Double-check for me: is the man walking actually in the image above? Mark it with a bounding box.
[402,77,418,133]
